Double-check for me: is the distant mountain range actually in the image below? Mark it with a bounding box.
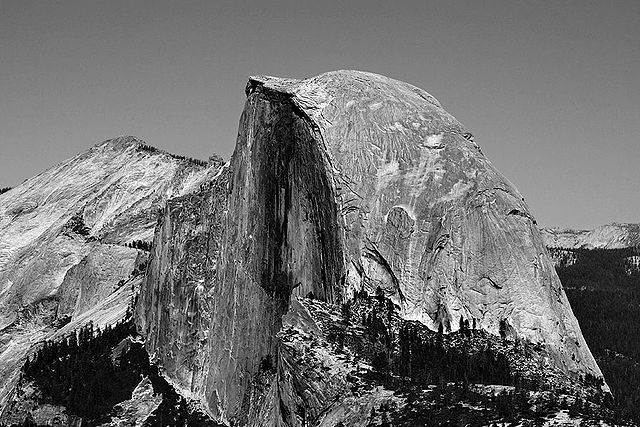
[542,223,640,249]
[543,224,640,421]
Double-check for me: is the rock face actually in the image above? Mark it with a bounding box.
[136,167,228,402]
[56,244,141,319]
[107,376,163,426]
[542,223,640,249]
[137,70,605,425]
[0,136,209,322]
[0,136,214,413]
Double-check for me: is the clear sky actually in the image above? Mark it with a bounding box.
[0,0,638,229]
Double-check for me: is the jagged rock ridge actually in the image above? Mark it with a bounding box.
[137,70,606,425]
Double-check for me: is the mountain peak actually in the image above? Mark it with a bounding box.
[93,135,145,150]
[248,69,443,109]
[136,70,606,424]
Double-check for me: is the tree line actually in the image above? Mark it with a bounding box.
[330,288,519,390]
[323,288,608,425]
[18,314,219,426]
[136,143,208,167]
[125,240,152,251]
[21,318,139,422]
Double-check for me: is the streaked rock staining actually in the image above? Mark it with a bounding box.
[136,71,606,425]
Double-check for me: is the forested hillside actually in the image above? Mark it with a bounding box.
[552,247,640,422]
[7,316,218,426]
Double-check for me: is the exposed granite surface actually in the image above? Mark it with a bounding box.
[137,71,605,425]
[0,136,213,415]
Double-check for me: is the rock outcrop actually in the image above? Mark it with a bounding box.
[542,223,640,249]
[107,377,163,426]
[137,70,605,425]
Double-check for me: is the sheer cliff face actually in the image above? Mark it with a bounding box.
[136,90,346,423]
[245,71,600,375]
[136,170,228,402]
[138,71,604,424]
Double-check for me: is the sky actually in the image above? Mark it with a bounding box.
[0,0,638,229]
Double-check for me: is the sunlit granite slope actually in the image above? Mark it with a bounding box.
[0,136,214,414]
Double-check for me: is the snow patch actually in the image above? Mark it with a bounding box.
[423,133,444,148]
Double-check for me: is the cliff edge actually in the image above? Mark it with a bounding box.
[137,71,605,425]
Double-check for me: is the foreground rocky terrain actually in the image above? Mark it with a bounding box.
[0,71,625,426]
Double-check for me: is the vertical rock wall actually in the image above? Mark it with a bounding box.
[136,173,228,401]
[136,71,607,425]
[138,85,349,424]
[204,86,345,422]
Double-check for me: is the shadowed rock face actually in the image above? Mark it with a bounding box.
[207,88,346,421]
[137,71,605,425]
[136,168,228,403]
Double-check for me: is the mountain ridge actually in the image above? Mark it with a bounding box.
[0,135,220,418]
[542,223,640,249]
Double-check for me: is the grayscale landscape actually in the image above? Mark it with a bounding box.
[0,1,638,426]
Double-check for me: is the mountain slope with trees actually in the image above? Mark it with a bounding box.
[550,245,640,422]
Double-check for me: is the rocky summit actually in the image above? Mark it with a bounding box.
[136,71,606,425]
[1,72,616,426]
